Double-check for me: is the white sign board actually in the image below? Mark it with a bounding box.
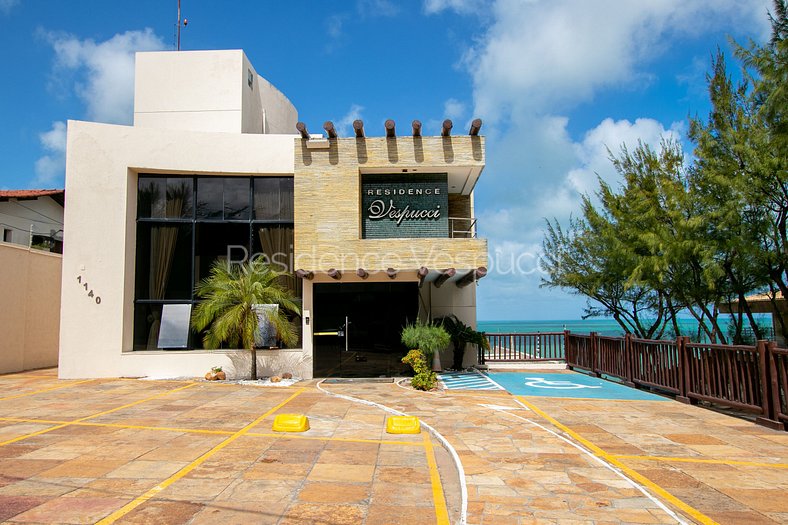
[158,303,192,349]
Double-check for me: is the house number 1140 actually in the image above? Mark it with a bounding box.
[76,275,101,304]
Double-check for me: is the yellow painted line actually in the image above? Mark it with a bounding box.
[423,432,450,525]
[96,388,306,524]
[612,454,788,469]
[0,382,198,447]
[0,379,95,401]
[247,432,422,446]
[515,396,719,525]
[0,416,423,447]
[0,417,233,436]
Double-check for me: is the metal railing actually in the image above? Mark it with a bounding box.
[483,332,565,362]
[448,217,477,238]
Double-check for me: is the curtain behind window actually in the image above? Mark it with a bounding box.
[146,186,185,348]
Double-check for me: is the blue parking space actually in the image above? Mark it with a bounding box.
[486,371,667,401]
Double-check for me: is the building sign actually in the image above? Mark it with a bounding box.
[361,173,448,238]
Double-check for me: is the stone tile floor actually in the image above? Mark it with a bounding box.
[0,368,785,524]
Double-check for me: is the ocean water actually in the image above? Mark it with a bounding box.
[478,316,773,340]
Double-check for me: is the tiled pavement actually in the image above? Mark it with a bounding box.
[326,378,788,525]
[0,370,453,524]
[0,368,785,524]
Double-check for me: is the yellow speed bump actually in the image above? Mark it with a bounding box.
[272,414,309,432]
[386,415,421,434]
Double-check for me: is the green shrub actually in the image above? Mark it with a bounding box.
[401,321,450,362]
[401,349,437,391]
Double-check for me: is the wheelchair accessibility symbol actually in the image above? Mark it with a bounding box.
[523,377,602,390]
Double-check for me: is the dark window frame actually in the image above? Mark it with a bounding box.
[134,174,296,351]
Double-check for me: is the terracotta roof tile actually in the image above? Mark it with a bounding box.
[0,189,64,199]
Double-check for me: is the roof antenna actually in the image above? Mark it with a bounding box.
[176,0,188,50]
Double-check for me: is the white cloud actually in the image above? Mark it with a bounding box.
[443,98,466,120]
[567,117,684,196]
[45,28,166,125]
[463,0,771,125]
[335,104,365,137]
[450,0,772,318]
[0,0,19,15]
[424,0,482,15]
[326,15,345,40]
[34,121,67,186]
[33,29,165,186]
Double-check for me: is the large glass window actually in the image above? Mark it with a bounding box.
[134,175,297,350]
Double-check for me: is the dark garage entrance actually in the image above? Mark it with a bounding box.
[313,282,419,377]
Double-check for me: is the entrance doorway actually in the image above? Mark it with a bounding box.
[313,282,418,377]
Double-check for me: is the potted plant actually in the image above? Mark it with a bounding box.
[401,320,450,372]
[436,315,490,370]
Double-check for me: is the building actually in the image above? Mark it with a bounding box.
[0,189,64,253]
[59,49,487,380]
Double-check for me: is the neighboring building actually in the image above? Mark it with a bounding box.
[59,49,487,380]
[720,291,784,344]
[0,189,64,253]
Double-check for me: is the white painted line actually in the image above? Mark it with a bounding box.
[317,379,468,525]
[506,398,688,525]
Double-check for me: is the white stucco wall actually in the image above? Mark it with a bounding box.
[426,282,479,368]
[134,49,297,135]
[59,119,299,379]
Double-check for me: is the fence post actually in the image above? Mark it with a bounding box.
[756,341,783,429]
[564,330,571,369]
[676,336,690,404]
[590,332,601,377]
[624,333,634,387]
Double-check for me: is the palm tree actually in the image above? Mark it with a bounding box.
[191,258,301,379]
[436,315,490,370]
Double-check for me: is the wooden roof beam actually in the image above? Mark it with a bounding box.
[295,269,314,280]
[327,269,342,280]
[412,120,422,137]
[433,268,456,288]
[386,268,398,279]
[418,266,429,288]
[296,122,310,139]
[441,119,453,137]
[456,267,487,288]
[385,119,396,138]
[353,119,365,138]
[323,121,337,139]
[469,118,482,136]
[356,268,369,279]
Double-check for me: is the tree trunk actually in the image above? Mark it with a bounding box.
[250,347,258,380]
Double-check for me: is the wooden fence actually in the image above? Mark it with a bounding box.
[481,331,787,431]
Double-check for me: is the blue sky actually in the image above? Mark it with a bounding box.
[0,0,775,320]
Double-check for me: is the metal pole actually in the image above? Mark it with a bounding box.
[177,0,181,51]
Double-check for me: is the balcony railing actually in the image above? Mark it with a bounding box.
[449,217,477,238]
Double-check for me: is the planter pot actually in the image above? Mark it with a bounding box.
[432,351,442,372]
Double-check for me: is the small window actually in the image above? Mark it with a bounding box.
[2,228,11,243]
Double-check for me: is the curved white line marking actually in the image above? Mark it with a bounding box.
[507,398,688,525]
[317,379,468,525]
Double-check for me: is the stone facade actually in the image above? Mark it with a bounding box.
[294,135,487,272]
